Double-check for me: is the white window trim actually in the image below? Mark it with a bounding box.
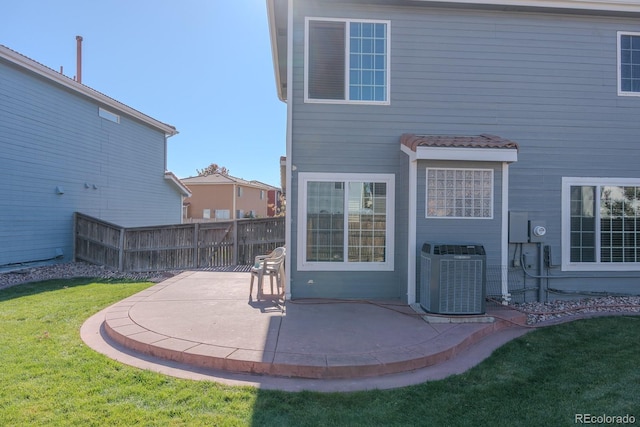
[617,31,640,97]
[297,172,395,271]
[98,107,120,123]
[425,168,494,220]
[562,177,640,271]
[304,17,391,105]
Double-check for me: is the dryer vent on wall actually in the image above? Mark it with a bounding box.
[420,243,486,315]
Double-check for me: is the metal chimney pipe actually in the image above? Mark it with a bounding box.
[76,35,83,84]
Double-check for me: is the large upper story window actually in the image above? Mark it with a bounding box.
[305,18,390,104]
[298,173,395,271]
[562,177,640,271]
[618,31,640,96]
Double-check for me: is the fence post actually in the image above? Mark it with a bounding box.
[117,227,125,272]
[233,220,238,266]
[193,222,199,269]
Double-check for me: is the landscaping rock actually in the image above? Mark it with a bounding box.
[513,296,640,325]
[0,261,181,290]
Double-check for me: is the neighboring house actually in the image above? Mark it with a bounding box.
[0,45,190,271]
[267,0,640,302]
[182,173,282,220]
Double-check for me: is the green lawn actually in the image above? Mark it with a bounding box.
[0,278,638,426]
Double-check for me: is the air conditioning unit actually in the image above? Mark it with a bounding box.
[420,243,486,315]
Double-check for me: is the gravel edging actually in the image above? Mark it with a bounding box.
[512,296,640,325]
[2,262,640,325]
[0,261,181,291]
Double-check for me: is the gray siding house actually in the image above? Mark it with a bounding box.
[267,0,640,303]
[0,45,190,271]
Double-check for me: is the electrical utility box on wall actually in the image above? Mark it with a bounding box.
[529,220,547,243]
[509,212,529,243]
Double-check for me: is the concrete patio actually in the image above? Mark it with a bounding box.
[81,271,529,392]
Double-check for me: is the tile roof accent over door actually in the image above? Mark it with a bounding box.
[400,133,519,162]
[401,134,519,151]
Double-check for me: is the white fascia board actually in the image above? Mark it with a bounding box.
[410,0,640,13]
[400,144,417,161]
[414,146,518,163]
[266,0,286,102]
[165,172,192,197]
[0,45,178,137]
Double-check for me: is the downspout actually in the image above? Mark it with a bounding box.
[164,136,168,171]
[233,184,237,219]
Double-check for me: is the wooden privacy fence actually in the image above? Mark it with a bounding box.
[74,213,285,272]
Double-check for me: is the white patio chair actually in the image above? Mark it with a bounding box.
[250,246,286,300]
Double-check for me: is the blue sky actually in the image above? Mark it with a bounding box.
[1,0,286,187]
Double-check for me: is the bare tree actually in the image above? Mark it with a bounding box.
[196,163,229,177]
